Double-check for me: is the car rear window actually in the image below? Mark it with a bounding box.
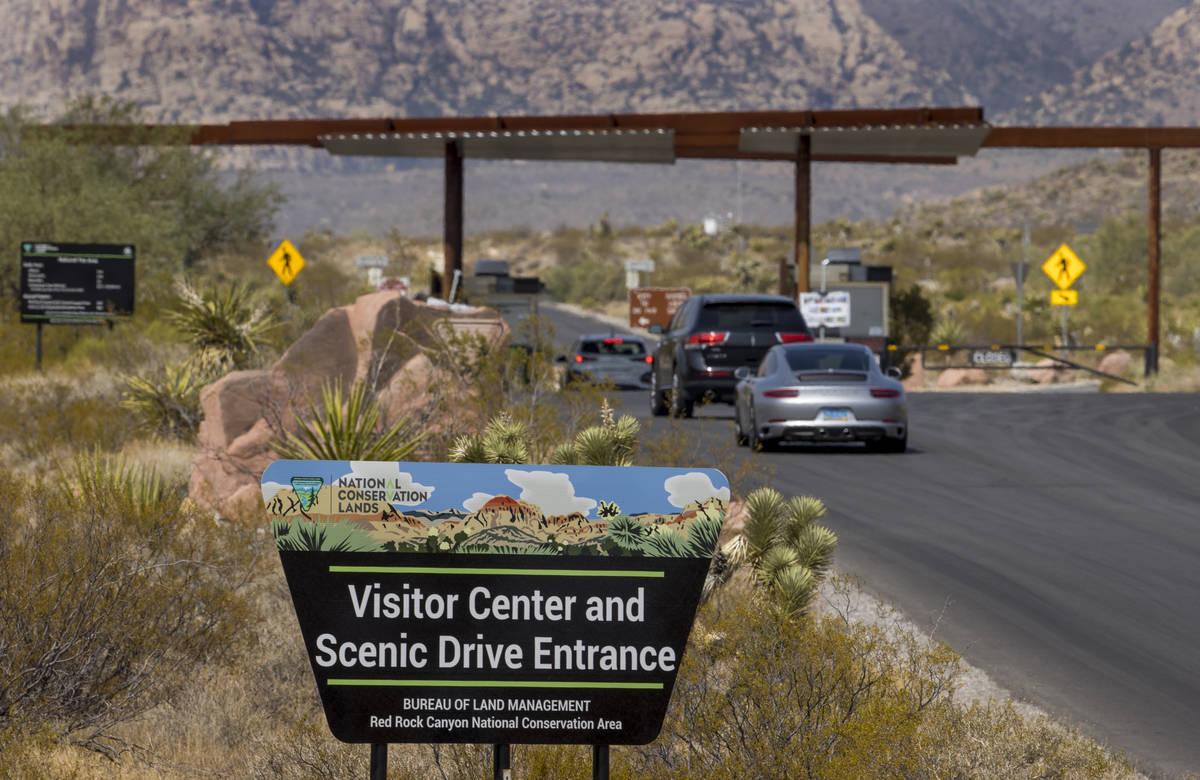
[697,302,808,330]
[580,339,646,356]
[785,347,870,372]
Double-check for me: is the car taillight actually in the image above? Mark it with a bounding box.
[685,331,729,346]
[871,388,901,398]
[643,355,653,364]
[603,337,623,344]
[776,332,813,343]
[763,388,799,398]
[575,354,595,363]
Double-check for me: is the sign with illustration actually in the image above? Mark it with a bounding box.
[799,290,852,328]
[261,460,729,746]
[267,239,306,285]
[19,241,135,324]
[1042,243,1085,290]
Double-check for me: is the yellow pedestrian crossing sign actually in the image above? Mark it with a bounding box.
[1050,289,1078,306]
[268,239,305,285]
[1042,244,1085,290]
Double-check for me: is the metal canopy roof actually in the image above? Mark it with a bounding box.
[320,128,677,163]
[168,107,988,165]
[739,124,992,159]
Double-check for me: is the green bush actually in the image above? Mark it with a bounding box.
[0,461,255,757]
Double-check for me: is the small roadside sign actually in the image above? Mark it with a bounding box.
[799,291,851,328]
[1050,289,1078,306]
[629,287,690,330]
[1042,244,1085,290]
[268,239,306,285]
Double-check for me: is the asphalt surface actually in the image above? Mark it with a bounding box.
[545,302,1200,776]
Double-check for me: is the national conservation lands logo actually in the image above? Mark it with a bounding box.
[262,461,728,746]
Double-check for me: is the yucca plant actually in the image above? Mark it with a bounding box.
[703,487,837,619]
[448,412,531,464]
[271,379,424,461]
[119,362,204,441]
[166,278,275,372]
[549,398,639,466]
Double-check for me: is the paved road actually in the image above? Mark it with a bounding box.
[544,302,1200,775]
[643,392,1200,778]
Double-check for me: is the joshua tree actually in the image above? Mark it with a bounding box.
[704,487,837,619]
[448,399,639,466]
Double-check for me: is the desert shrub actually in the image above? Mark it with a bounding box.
[0,374,138,467]
[0,458,255,757]
[543,256,625,304]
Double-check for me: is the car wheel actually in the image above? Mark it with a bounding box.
[748,406,776,452]
[734,407,749,446]
[869,433,907,454]
[670,372,694,418]
[649,369,668,416]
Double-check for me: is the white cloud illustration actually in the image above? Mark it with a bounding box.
[504,469,597,517]
[261,481,287,502]
[463,492,495,512]
[333,462,435,506]
[663,472,730,508]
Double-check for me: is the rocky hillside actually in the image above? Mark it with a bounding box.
[0,0,972,122]
[1013,1,1200,125]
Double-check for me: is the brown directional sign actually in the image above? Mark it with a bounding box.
[629,288,690,330]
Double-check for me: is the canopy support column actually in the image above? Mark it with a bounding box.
[793,134,812,297]
[1147,146,1161,375]
[444,140,463,292]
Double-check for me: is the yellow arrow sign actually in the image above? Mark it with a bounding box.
[1050,289,1078,306]
[1042,243,1085,290]
[267,239,305,285]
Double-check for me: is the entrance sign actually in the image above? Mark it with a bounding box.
[799,290,852,328]
[1050,289,1078,306]
[262,460,728,746]
[1042,244,1085,290]
[628,287,690,330]
[268,239,306,285]
[19,241,135,324]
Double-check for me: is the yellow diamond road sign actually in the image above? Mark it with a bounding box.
[1042,243,1085,290]
[268,239,305,285]
[1050,289,1078,306]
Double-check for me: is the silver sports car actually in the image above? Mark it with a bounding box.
[733,342,907,452]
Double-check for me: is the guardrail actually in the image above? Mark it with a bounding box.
[884,343,1151,386]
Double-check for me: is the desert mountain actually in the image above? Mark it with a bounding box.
[1012,1,1200,126]
[0,0,972,122]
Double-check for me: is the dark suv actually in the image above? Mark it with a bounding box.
[650,294,812,417]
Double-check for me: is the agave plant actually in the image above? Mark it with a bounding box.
[271,379,424,461]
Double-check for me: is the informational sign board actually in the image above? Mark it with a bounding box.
[356,254,389,269]
[799,291,852,328]
[1042,244,1085,290]
[262,460,728,746]
[628,288,689,330]
[19,241,135,324]
[268,239,306,285]
[1050,289,1078,306]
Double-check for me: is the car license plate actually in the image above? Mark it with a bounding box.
[818,408,854,422]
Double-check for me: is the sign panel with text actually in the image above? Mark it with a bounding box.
[628,288,690,330]
[799,290,852,328]
[19,241,135,324]
[262,460,727,745]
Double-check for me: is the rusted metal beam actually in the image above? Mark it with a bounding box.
[984,126,1200,148]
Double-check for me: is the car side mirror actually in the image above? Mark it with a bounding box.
[648,324,663,334]
[886,366,902,379]
[734,367,752,380]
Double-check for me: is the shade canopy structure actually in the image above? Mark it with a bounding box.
[45,106,1200,372]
